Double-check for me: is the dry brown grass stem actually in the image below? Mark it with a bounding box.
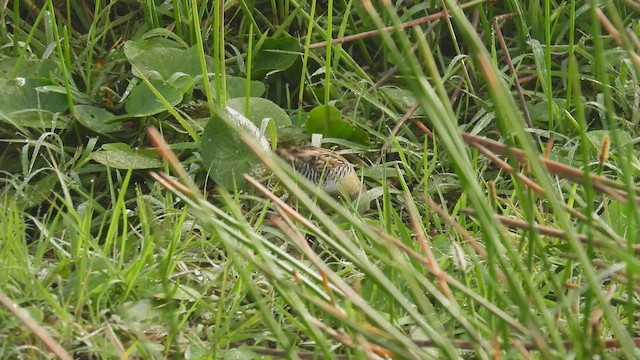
[493,14,534,130]
[404,194,454,301]
[0,291,73,360]
[307,1,481,50]
[252,336,640,358]
[460,208,640,255]
[461,132,640,201]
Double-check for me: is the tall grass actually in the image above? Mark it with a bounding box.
[1,0,639,359]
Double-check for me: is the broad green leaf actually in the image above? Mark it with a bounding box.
[124,40,214,86]
[380,87,423,114]
[125,40,265,99]
[196,75,266,101]
[306,82,341,103]
[227,97,291,127]
[252,36,300,79]
[12,173,60,209]
[224,76,266,98]
[118,299,164,322]
[0,77,69,129]
[62,258,116,299]
[604,200,640,241]
[528,99,566,127]
[201,109,268,190]
[124,79,182,117]
[185,345,208,360]
[74,105,124,134]
[0,57,60,78]
[1,110,71,129]
[222,348,263,360]
[89,143,162,169]
[305,104,369,145]
[586,129,633,150]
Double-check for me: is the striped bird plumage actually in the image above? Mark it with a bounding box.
[276,146,362,197]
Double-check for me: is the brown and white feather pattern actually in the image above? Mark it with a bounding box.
[277,146,362,197]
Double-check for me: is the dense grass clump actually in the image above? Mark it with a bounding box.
[1,1,639,359]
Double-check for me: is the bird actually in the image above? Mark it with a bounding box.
[276,146,362,198]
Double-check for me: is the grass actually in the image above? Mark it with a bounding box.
[1,0,640,359]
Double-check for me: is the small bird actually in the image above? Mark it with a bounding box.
[277,146,362,198]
